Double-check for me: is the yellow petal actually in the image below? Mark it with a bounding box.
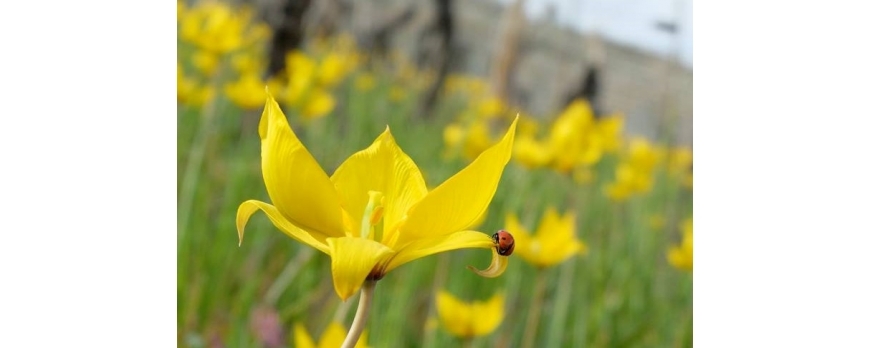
[356,330,370,348]
[259,93,345,237]
[385,231,494,273]
[317,322,347,348]
[536,210,583,266]
[436,291,473,338]
[536,206,563,234]
[326,237,396,300]
[293,323,316,348]
[402,118,517,240]
[330,128,427,241]
[668,247,692,271]
[471,292,505,336]
[236,200,329,253]
[467,248,509,278]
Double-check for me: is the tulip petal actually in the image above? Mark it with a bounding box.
[401,117,517,240]
[236,200,329,253]
[293,323,316,348]
[384,231,494,273]
[318,322,347,348]
[467,248,510,278]
[326,237,396,300]
[330,128,427,240]
[471,292,505,336]
[436,290,473,338]
[537,206,563,235]
[259,93,345,237]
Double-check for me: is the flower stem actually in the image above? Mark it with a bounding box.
[521,270,548,348]
[341,280,377,348]
[264,248,315,305]
[545,261,576,346]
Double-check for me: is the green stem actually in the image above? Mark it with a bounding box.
[341,280,377,348]
[177,63,225,244]
[521,270,548,348]
[545,261,576,346]
[264,248,315,305]
[422,254,450,348]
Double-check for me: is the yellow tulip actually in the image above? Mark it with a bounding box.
[238,92,518,300]
[224,73,267,110]
[463,120,495,160]
[513,134,552,169]
[354,72,377,92]
[547,100,602,172]
[436,290,505,338]
[317,52,352,88]
[294,322,369,348]
[605,138,663,202]
[300,88,336,120]
[191,50,220,76]
[596,114,624,153]
[505,207,587,268]
[668,147,693,175]
[179,2,245,54]
[177,63,199,104]
[177,1,185,21]
[476,96,505,119]
[668,217,693,271]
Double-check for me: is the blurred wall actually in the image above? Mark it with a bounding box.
[260,0,693,146]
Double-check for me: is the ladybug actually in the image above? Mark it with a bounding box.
[492,230,515,256]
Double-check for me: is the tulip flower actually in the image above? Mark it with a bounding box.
[668,217,693,272]
[436,290,505,339]
[505,207,587,268]
[294,322,369,348]
[237,91,517,347]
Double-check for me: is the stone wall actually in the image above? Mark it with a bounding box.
[267,0,693,146]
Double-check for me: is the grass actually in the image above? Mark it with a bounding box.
[177,68,692,347]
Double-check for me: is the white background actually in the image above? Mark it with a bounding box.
[1,0,869,345]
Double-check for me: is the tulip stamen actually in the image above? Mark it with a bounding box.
[360,191,384,240]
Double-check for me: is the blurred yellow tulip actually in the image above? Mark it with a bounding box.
[436,290,505,339]
[668,217,693,272]
[224,73,267,110]
[505,207,587,268]
[605,138,663,202]
[294,322,370,348]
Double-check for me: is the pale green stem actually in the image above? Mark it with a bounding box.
[422,254,451,348]
[264,248,315,305]
[520,270,548,348]
[178,63,224,243]
[545,260,577,346]
[341,280,377,348]
[332,294,356,323]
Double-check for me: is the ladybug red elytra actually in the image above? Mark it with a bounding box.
[492,230,515,256]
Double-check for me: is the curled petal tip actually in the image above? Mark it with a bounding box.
[467,248,509,278]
